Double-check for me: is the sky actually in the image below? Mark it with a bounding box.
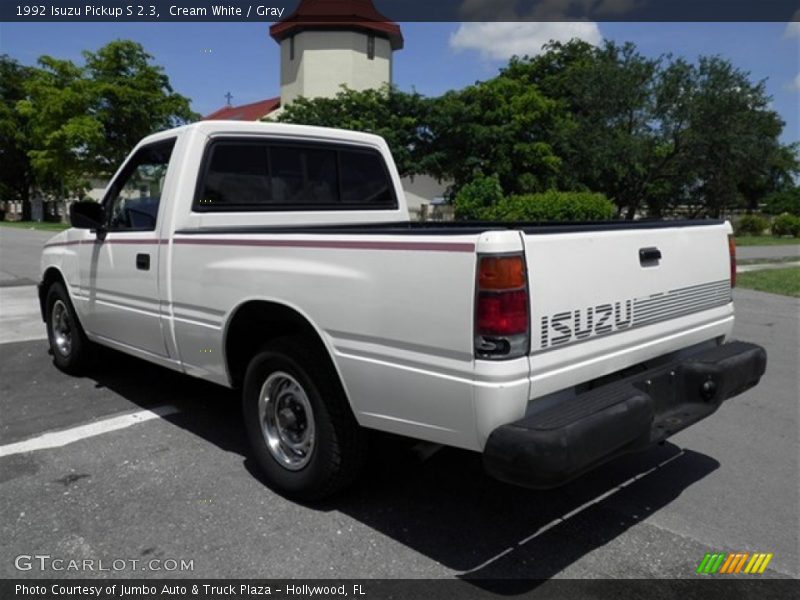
[1,21,798,144]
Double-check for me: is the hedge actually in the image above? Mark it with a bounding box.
[454,179,615,222]
[772,214,800,237]
[486,190,615,222]
[453,174,504,221]
[735,214,770,236]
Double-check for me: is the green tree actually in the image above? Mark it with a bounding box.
[17,40,197,200]
[425,75,563,195]
[501,40,798,218]
[763,186,800,216]
[674,56,798,217]
[277,84,430,177]
[503,40,665,218]
[82,40,198,173]
[17,55,100,199]
[0,55,35,216]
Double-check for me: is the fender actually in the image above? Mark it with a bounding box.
[221,297,357,415]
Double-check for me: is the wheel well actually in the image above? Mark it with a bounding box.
[39,267,66,321]
[224,301,332,389]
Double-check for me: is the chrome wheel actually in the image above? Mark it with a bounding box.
[51,299,72,357]
[258,371,315,471]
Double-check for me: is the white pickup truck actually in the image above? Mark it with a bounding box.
[39,121,766,499]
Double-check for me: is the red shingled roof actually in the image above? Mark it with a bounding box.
[203,97,281,121]
[270,0,403,50]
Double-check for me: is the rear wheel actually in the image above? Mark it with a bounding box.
[242,337,366,500]
[45,281,91,374]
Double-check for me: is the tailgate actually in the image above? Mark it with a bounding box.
[523,222,734,397]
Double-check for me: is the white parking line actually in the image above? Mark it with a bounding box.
[459,449,687,575]
[0,405,180,458]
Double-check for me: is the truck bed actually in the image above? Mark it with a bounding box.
[174,218,724,236]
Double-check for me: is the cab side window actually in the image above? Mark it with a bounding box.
[105,139,176,231]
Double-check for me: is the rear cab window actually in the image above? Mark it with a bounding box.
[194,139,397,212]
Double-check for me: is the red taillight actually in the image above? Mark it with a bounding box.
[728,234,736,288]
[477,290,529,335]
[475,255,529,359]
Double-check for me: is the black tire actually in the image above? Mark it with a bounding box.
[242,336,366,500]
[45,281,91,374]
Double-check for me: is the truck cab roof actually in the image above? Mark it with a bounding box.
[139,120,390,150]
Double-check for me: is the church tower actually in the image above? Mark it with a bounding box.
[269,0,403,107]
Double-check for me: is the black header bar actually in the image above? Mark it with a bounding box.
[2,579,797,600]
[2,0,798,23]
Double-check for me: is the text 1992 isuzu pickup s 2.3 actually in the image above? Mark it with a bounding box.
[39,122,767,499]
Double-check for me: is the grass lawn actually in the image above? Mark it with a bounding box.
[737,267,800,298]
[0,220,69,232]
[735,235,800,247]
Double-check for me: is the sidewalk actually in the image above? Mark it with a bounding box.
[0,285,46,344]
[736,243,799,274]
[737,261,800,273]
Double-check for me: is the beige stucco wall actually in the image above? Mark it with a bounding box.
[401,174,449,212]
[280,30,392,105]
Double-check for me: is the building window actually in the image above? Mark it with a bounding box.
[367,34,375,60]
[290,35,295,61]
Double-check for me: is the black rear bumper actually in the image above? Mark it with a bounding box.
[483,341,767,489]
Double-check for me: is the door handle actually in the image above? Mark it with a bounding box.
[136,253,150,271]
[639,247,662,265]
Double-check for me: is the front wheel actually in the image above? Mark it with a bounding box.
[45,281,91,374]
[242,337,367,500]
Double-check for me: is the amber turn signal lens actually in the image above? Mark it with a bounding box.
[478,256,526,290]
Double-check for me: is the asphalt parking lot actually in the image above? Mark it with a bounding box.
[0,227,798,588]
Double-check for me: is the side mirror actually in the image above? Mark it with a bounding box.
[70,200,106,234]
